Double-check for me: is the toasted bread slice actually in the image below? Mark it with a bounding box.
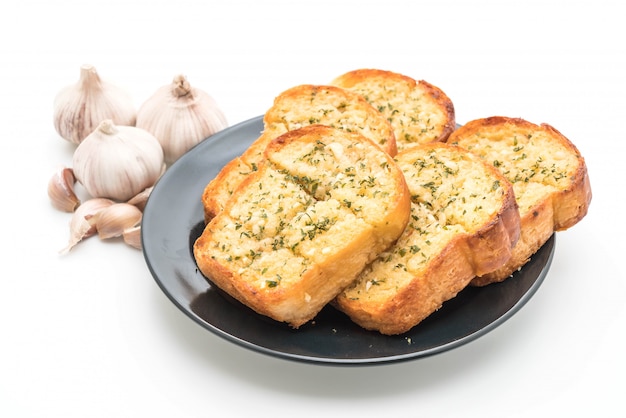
[201,84,397,221]
[193,125,411,328]
[446,116,592,285]
[331,68,455,152]
[334,142,520,335]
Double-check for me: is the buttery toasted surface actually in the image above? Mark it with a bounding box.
[201,84,397,221]
[334,142,520,335]
[193,125,411,328]
[446,116,592,285]
[331,68,456,152]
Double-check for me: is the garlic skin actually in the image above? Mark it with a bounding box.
[53,64,137,144]
[72,119,164,202]
[122,225,142,250]
[48,166,80,212]
[125,186,153,212]
[94,203,142,240]
[136,74,228,165]
[59,198,115,254]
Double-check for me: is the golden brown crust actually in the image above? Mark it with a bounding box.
[201,156,250,222]
[540,123,592,230]
[446,116,592,285]
[471,198,553,286]
[335,236,476,335]
[331,68,456,152]
[334,142,520,335]
[194,125,410,328]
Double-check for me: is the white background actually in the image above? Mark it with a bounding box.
[1,0,624,416]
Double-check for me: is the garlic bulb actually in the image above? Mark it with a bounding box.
[48,166,80,212]
[136,74,228,165]
[72,119,164,202]
[53,64,137,144]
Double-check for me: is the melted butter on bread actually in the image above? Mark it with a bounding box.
[194,125,410,328]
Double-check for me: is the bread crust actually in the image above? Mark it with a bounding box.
[331,68,456,152]
[446,116,592,285]
[201,84,397,221]
[201,156,249,223]
[194,125,411,328]
[334,143,520,335]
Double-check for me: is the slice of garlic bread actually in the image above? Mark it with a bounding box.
[331,68,455,152]
[334,142,520,335]
[194,125,410,328]
[446,116,592,285]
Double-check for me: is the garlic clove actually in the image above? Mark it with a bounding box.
[48,166,80,212]
[126,186,153,212]
[72,119,164,201]
[136,74,228,165]
[122,225,142,250]
[53,64,137,145]
[59,198,115,255]
[94,203,142,240]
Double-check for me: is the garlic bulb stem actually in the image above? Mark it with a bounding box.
[173,74,192,97]
[53,64,137,144]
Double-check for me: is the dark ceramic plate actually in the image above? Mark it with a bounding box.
[142,116,555,366]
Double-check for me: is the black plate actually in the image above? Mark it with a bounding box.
[141,116,555,366]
